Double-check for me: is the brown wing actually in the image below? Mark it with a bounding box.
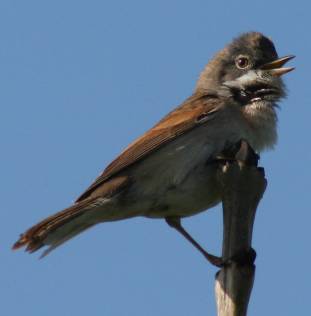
[76,94,220,202]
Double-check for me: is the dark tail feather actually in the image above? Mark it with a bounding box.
[12,197,104,255]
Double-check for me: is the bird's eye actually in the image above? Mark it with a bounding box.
[235,56,250,69]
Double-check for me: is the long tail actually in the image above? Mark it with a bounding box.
[12,197,108,257]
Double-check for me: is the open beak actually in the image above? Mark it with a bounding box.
[261,55,295,77]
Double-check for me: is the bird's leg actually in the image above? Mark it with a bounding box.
[165,217,223,267]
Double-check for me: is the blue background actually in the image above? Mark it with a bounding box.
[2,1,309,315]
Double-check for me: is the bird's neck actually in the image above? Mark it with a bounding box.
[241,101,278,152]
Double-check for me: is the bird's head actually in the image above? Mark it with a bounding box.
[196,32,295,107]
[196,32,295,151]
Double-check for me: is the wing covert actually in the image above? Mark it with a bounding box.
[76,94,220,202]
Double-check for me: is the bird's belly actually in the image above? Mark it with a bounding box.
[118,127,225,218]
[141,163,221,218]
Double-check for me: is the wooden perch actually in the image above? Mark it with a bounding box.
[215,141,267,316]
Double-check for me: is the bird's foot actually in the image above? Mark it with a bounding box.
[222,248,257,267]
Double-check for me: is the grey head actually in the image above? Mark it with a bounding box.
[196,32,295,106]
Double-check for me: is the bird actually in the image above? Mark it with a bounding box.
[13,32,294,263]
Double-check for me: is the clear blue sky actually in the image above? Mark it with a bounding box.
[1,1,309,315]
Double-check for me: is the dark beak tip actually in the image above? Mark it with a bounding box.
[285,54,296,61]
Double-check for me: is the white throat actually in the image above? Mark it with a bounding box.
[242,101,278,152]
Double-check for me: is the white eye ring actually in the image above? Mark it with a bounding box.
[235,55,251,69]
